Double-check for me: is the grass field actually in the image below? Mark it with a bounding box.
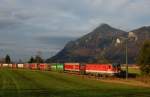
[0,69,150,97]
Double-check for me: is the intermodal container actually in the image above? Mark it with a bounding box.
[23,64,30,69]
[56,63,64,71]
[39,63,48,70]
[12,64,17,68]
[30,63,38,70]
[51,64,57,71]
[64,63,80,71]
[17,64,24,68]
[2,64,8,67]
[8,64,13,68]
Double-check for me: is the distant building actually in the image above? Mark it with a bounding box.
[115,38,123,46]
[128,32,138,41]
[116,38,121,44]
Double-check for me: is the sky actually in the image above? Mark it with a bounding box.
[0,0,150,62]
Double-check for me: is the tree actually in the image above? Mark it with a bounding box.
[28,56,35,63]
[137,40,150,75]
[34,51,44,63]
[5,54,11,63]
[34,55,44,63]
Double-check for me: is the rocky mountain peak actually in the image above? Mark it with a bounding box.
[46,24,150,63]
[99,23,111,28]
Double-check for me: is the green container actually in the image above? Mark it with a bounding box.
[51,63,64,72]
[51,64,57,71]
[56,63,64,72]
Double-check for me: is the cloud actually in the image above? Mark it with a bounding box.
[0,0,150,60]
[36,36,76,46]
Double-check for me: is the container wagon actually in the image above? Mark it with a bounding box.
[12,64,17,69]
[51,63,57,71]
[29,63,38,70]
[17,64,24,68]
[64,63,80,72]
[2,64,8,67]
[23,63,30,69]
[50,63,64,72]
[8,64,13,68]
[39,63,49,71]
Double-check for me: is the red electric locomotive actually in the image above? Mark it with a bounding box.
[85,64,121,76]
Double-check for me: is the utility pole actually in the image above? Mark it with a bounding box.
[116,37,128,80]
[125,39,128,80]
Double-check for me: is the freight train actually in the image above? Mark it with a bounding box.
[0,63,121,76]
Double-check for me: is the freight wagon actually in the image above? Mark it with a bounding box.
[17,64,24,68]
[12,64,17,69]
[29,63,38,70]
[2,64,8,67]
[64,63,80,72]
[38,63,49,71]
[8,64,13,68]
[51,63,64,72]
[23,64,30,69]
[51,63,57,71]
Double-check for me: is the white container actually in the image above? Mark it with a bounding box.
[17,64,24,68]
[3,64,8,67]
[8,64,13,67]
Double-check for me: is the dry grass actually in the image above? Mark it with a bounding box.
[135,76,150,85]
[100,78,150,88]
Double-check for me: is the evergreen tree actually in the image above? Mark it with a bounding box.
[5,54,11,63]
[34,55,44,63]
[137,40,150,75]
[28,56,35,63]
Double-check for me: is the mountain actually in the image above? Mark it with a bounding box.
[46,24,150,64]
